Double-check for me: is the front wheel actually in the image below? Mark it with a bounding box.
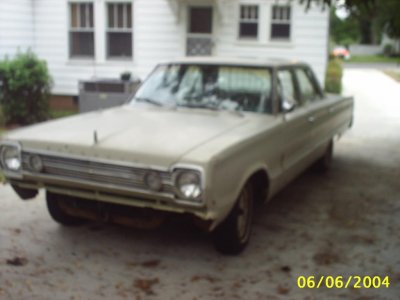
[212,183,254,255]
[46,192,86,226]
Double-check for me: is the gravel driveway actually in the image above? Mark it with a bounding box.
[1,69,400,300]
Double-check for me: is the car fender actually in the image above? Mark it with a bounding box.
[208,161,270,230]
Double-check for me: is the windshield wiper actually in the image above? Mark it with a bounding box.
[177,102,219,111]
[135,97,163,107]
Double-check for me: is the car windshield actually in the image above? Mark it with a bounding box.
[132,64,273,114]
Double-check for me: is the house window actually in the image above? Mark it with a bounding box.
[69,3,95,58]
[271,5,291,40]
[107,3,133,59]
[239,5,259,39]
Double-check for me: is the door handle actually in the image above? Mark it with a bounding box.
[308,116,316,123]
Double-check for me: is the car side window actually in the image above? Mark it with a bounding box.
[277,69,298,111]
[304,67,324,99]
[295,68,318,103]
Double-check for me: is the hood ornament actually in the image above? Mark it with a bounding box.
[94,130,98,145]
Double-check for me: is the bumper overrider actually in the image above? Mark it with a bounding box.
[0,140,211,220]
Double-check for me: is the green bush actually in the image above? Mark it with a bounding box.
[383,44,394,57]
[0,105,4,128]
[0,52,52,125]
[325,59,343,94]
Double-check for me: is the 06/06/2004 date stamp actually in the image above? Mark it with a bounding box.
[297,276,390,289]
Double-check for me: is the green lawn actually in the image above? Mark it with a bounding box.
[50,110,77,119]
[383,70,400,82]
[348,55,400,64]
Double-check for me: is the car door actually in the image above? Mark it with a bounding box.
[293,67,331,152]
[275,68,314,174]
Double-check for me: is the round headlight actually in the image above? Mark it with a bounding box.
[29,155,43,172]
[2,146,21,171]
[176,171,202,200]
[144,171,162,192]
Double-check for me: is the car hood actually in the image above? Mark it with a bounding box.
[5,105,250,167]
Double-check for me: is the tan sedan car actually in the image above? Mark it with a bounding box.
[0,57,353,254]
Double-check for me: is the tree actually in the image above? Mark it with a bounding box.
[375,0,400,40]
[330,8,360,46]
[301,0,400,41]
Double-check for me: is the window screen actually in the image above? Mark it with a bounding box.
[69,3,94,58]
[107,3,133,58]
[271,5,291,40]
[239,5,259,39]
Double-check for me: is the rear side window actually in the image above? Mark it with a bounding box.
[294,68,318,103]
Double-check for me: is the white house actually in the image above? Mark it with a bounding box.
[0,0,329,108]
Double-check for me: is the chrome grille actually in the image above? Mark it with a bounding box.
[21,152,173,193]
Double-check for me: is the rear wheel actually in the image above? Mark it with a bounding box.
[212,183,254,255]
[316,140,333,171]
[46,192,86,226]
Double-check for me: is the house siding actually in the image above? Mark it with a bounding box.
[0,0,34,58]
[3,0,328,96]
[214,0,329,85]
[32,0,183,95]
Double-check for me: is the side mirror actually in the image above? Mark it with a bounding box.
[281,99,296,113]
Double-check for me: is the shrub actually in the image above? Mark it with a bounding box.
[325,58,343,94]
[383,44,394,57]
[0,51,52,125]
[0,105,4,128]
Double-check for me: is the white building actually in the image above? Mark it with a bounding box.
[0,0,329,106]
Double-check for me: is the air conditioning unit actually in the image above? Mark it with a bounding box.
[78,79,141,113]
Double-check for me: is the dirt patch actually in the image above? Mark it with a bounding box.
[134,278,159,295]
[141,259,161,268]
[6,257,28,267]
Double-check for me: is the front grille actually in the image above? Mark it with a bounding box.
[21,152,173,193]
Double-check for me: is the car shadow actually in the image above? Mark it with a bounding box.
[49,147,398,267]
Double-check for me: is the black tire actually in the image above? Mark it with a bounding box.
[212,183,254,255]
[11,185,38,200]
[316,140,333,171]
[46,192,85,226]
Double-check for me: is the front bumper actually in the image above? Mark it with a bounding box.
[3,147,212,221]
[10,176,209,219]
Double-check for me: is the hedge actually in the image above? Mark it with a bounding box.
[325,58,343,94]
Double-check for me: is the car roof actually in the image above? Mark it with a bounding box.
[161,56,307,68]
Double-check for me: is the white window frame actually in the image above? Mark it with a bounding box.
[106,2,133,60]
[270,5,291,41]
[68,1,95,59]
[238,4,259,40]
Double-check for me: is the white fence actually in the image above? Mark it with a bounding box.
[349,45,382,56]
